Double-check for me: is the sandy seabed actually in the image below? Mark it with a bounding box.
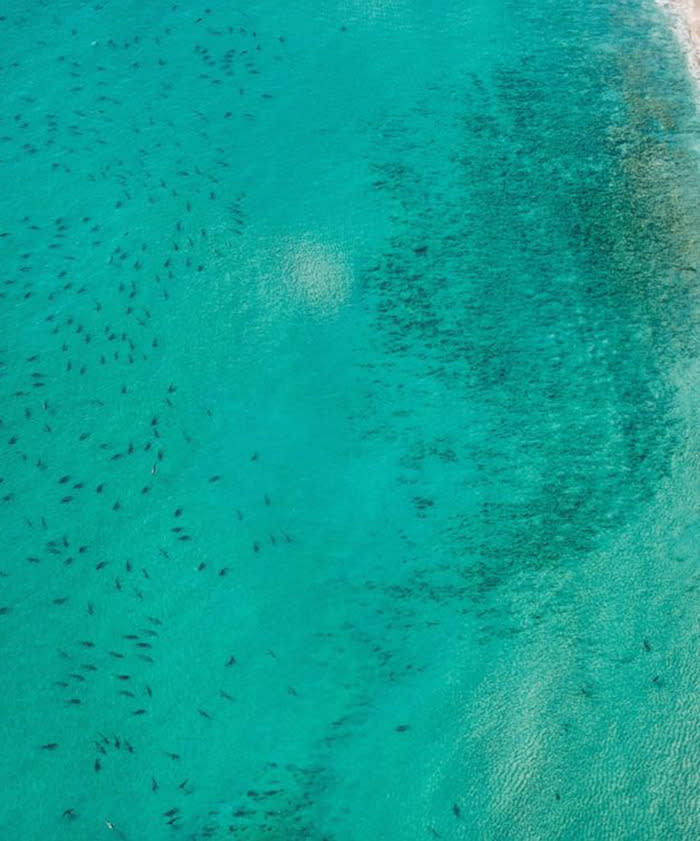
[659,0,700,88]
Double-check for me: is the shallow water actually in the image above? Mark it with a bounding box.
[1,1,700,839]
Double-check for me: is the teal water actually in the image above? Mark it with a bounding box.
[2,0,700,838]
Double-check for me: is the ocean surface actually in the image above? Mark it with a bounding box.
[1,1,700,839]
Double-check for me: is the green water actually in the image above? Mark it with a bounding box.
[1,0,700,838]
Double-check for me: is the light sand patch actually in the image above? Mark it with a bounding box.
[658,0,700,92]
[281,236,354,318]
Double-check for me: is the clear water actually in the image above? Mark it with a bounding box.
[1,0,700,839]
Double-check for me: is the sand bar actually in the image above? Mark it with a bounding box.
[659,0,700,87]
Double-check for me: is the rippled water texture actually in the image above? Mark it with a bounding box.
[1,0,700,838]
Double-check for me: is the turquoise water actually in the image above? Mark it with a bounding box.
[2,0,700,838]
